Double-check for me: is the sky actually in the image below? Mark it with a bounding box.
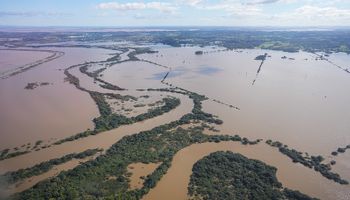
[0,0,350,27]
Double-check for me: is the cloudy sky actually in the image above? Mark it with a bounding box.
[1,0,350,26]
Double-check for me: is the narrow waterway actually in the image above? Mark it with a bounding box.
[0,93,193,174]
[143,142,350,200]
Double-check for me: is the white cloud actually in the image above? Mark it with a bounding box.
[194,2,263,17]
[294,5,350,18]
[245,0,301,5]
[97,2,177,13]
[181,0,204,6]
[270,5,350,25]
[94,0,350,26]
[246,0,279,5]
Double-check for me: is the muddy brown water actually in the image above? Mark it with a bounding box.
[100,61,168,90]
[0,47,116,150]
[140,46,350,187]
[0,93,192,174]
[140,47,350,155]
[143,142,350,200]
[0,49,52,74]
[127,162,161,190]
[5,155,96,194]
[1,45,350,199]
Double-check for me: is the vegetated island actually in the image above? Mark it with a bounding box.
[0,150,30,162]
[331,144,350,156]
[188,151,318,200]
[53,93,180,145]
[252,53,268,85]
[0,32,348,198]
[0,47,166,161]
[266,140,348,185]
[24,82,51,90]
[11,85,260,199]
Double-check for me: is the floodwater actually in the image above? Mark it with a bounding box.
[0,47,115,150]
[143,142,350,200]
[0,49,51,74]
[1,44,350,199]
[140,47,350,155]
[127,162,161,190]
[5,153,99,194]
[140,46,350,185]
[0,93,192,174]
[138,46,350,199]
[119,49,133,61]
[101,61,168,90]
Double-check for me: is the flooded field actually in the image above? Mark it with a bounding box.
[140,46,350,177]
[140,46,350,154]
[0,49,51,75]
[101,61,168,90]
[1,44,349,200]
[0,47,114,149]
[0,93,192,173]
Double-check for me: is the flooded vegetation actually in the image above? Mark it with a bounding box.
[143,142,349,200]
[266,140,348,184]
[252,53,268,85]
[127,162,161,190]
[24,82,51,90]
[1,28,350,200]
[188,151,317,200]
[0,148,102,186]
